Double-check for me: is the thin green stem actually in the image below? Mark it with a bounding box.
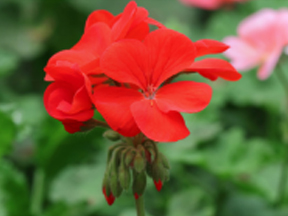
[275,62,288,207]
[31,168,45,216]
[135,195,146,216]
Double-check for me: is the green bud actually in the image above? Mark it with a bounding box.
[132,171,147,197]
[159,152,170,169]
[118,163,131,190]
[133,151,146,173]
[103,130,121,141]
[125,150,136,167]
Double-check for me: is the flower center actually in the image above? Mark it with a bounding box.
[143,85,157,100]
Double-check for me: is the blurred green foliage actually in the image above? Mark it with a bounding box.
[1,0,288,215]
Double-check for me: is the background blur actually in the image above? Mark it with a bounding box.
[1,0,288,215]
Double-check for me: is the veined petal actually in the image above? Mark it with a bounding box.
[85,10,114,31]
[144,29,196,87]
[186,58,242,81]
[72,23,112,56]
[195,39,229,57]
[100,39,149,89]
[131,99,189,142]
[156,81,212,113]
[125,22,150,40]
[93,86,142,137]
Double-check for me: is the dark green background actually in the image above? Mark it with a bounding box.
[0,0,288,215]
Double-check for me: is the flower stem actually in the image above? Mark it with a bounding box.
[135,196,146,216]
[31,168,45,216]
[275,61,288,207]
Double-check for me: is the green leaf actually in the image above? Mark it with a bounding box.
[167,187,215,216]
[0,160,30,216]
[0,49,19,77]
[0,111,16,157]
[222,193,275,216]
[49,164,106,207]
[250,163,288,202]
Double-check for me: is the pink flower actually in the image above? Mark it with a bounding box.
[179,0,248,10]
[223,9,288,80]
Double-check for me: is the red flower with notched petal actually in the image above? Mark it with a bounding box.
[93,29,213,142]
[44,62,94,133]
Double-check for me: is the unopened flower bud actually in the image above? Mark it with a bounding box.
[118,163,131,190]
[159,152,170,169]
[133,152,146,173]
[132,171,146,198]
[102,187,115,205]
[125,150,136,167]
[103,130,121,141]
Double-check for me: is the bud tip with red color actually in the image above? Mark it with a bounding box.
[103,187,115,205]
[153,179,163,191]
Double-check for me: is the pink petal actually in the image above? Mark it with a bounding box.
[93,86,142,137]
[179,0,222,10]
[131,99,189,142]
[195,39,229,57]
[156,81,212,113]
[257,47,283,80]
[223,36,262,71]
[186,58,242,81]
[144,29,196,87]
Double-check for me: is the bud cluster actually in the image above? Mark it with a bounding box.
[102,131,170,205]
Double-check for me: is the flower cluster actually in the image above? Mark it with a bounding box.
[179,0,248,10]
[223,8,288,80]
[43,1,241,142]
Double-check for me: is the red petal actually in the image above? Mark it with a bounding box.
[46,49,96,67]
[156,81,212,113]
[130,7,149,28]
[72,23,112,56]
[85,10,114,31]
[186,58,242,81]
[44,82,94,121]
[44,50,99,76]
[131,99,189,142]
[100,39,149,89]
[144,29,196,87]
[195,39,229,57]
[44,63,83,88]
[125,21,150,41]
[145,17,166,29]
[93,87,142,137]
[62,120,84,133]
[111,1,137,41]
[153,179,163,192]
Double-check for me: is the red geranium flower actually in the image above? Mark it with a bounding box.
[44,62,94,133]
[93,29,213,142]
